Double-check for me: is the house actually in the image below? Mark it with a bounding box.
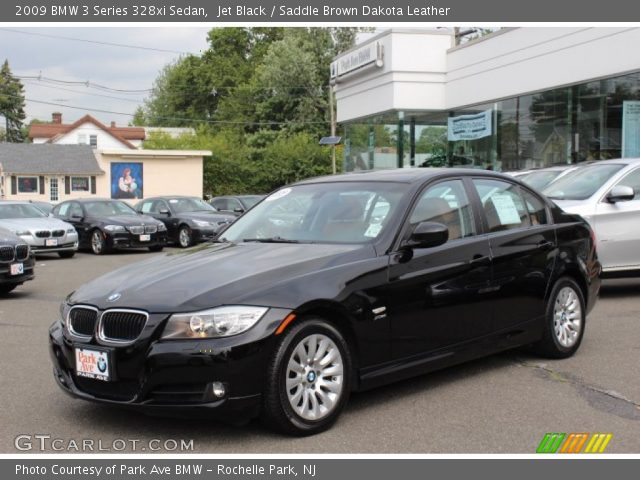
[28,113,146,149]
[0,143,210,202]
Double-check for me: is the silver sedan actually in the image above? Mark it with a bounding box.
[0,202,79,258]
[543,158,640,276]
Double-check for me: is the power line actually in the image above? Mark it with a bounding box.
[22,80,145,104]
[0,28,194,55]
[10,93,330,126]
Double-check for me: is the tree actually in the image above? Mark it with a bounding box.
[0,60,27,142]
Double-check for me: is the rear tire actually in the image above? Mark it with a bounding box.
[58,251,75,259]
[262,317,352,436]
[531,277,585,359]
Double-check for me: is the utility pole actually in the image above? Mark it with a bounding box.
[329,81,337,174]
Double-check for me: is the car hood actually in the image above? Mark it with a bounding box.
[69,242,369,312]
[550,199,593,215]
[179,211,235,224]
[0,217,72,232]
[94,214,162,226]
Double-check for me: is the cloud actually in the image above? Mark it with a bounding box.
[0,27,210,125]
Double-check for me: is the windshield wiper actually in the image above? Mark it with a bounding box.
[242,236,300,243]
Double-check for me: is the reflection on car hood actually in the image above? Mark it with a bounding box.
[69,242,366,312]
[550,199,593,212]
[0,217,73,232]
[0,227,24,244]
[178,212,235,223]
[93,214,162,226]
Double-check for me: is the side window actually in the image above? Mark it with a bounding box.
[55,203,70,218]
[69,203,83,218]
[212,199,227,211]
[409,179,475,241]
[227,198,242,211]
[521,189,548,225]
[139,201,153,213]
[616,168,640,200]
[472,179,530,232]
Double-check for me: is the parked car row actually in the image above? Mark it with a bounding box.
[509,158,640,277]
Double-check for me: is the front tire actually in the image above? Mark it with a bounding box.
[149,245,164,252]
[0,284,18,295]
[177,226,192,248]
[90,230,109,255]
[532,277,586,359]
[262,318,352,436]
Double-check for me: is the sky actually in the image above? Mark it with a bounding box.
[0,27,211,126]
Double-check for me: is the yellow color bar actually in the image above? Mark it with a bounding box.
[585,433,614,453]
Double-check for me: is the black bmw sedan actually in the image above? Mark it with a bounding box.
[49,169,601,435]
[134,196,235,248]
[52,199,168,255]
[0,227,35,294]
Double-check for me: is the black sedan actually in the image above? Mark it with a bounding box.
[0,227,35,295]
[52,199,168,255]
[49,169,600,435]
[209,195,265,216]
[135,196,235,248]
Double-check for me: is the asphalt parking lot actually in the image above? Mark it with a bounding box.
[0,249,639,453]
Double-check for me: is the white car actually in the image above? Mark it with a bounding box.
[543,158,640,277]
[0,201,79,258]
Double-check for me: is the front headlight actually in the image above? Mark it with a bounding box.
[59,301,70,325]
[161,306,269,339]
[157,223,167,231]
[66,228,76,234]
[104,225,125,232]
[14,230,31,236]
[192,219,212,228]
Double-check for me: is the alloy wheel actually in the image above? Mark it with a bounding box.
[553,286,582,348]
[285,333,344,421]
[179,227,191,248]
[91,231,103,254]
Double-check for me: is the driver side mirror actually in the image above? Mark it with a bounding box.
[158,208,171,216]
[233,207,245,214]
[606,185,635,203]
[70,214,83,221]
[407,221,449,249]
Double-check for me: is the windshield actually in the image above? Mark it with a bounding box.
[168,198,216,213]
[0,204,47,219]
[543,164,624,200]
[239,196,264,209]
[220,182,408,244]
[84,201,137,216]
[520,170,562,190]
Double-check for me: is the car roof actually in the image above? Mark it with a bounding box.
[67,198,120,203]
[293,168,511,185]
[580,158,640,166]
[142,196,200,200]
[0,200,45,205]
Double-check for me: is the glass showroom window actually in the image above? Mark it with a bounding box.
[17,176,39,194]
[71,176,90,192]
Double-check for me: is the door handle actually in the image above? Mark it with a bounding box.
[537,240,555,251]
[469,254,491,266]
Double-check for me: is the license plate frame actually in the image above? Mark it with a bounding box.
[139,234,151,242]
[10,263,24,276]
[74,347,111,382]
[45,238,58,247]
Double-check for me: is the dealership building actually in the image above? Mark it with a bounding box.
[332,27,640,172]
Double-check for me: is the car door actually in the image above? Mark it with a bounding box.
[593,166,640,270]
[211,198,228,213]
[470,177,556,332]
[67,202,89,244]
[385,178,494,359]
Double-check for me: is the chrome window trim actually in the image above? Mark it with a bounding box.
[97,308,150,346]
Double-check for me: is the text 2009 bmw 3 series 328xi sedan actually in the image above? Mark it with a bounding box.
[49,169,601,435]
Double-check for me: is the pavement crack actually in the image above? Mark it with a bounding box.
[515,358,640,420]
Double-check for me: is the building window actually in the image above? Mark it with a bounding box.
[71,176,90,192]
[17,176,39,194]
[89,135,98,147]
[78,134,87,144]
[50,178,59,202]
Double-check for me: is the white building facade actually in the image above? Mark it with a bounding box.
[333,27,640,171]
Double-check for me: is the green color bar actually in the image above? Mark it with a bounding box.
[537,433,566,453]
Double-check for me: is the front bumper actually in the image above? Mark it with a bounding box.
[20,233,79,254]
[48,308,290,419]
[191,227,217,243]
[0,257,35,285]
[106,231,168,250]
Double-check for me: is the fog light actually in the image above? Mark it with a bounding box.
[212,382,226,398]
